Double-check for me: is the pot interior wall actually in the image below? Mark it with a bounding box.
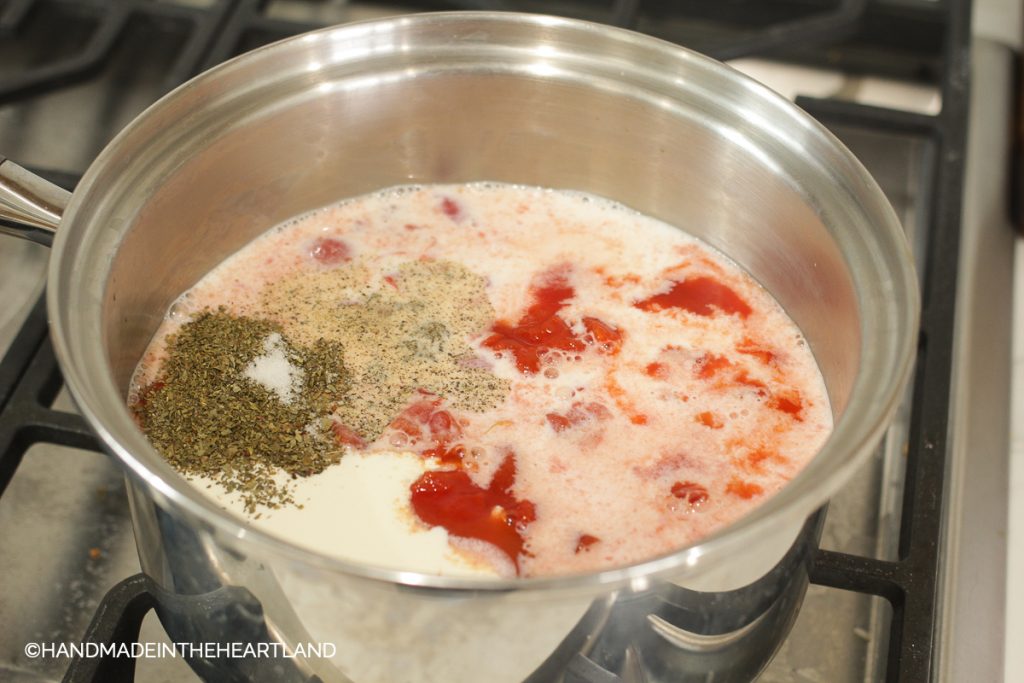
[102,64,859,416]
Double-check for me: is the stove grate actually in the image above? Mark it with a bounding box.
[0,0,237,102]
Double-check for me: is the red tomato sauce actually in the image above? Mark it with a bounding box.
[483,270,620,374]
[410,453,536,572]
[482,271,583,374]
[725,477,764,499]
[635,276,752,318]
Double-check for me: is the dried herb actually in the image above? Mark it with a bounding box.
[133,309,348,512]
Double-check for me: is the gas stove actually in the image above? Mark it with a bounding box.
[0,1,1015,681]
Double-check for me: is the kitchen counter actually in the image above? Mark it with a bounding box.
[972,3,1022,680]
[1008,237,1023,680]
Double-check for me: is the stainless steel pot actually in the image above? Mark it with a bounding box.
[0,12,918,682]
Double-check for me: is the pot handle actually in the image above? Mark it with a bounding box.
[0,155,69,247]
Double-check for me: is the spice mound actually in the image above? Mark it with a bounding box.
[261,258,509,442]
[132,309,348,511]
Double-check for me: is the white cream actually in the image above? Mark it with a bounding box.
[192,450,499,577]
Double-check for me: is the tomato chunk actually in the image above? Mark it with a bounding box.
[331,421,367,449]
[671,481,709,506]
[440,197,462,219]
[582,316,623,354]
[410,453,536,572]
[635,276,751,318]
[575,534,600,553]
[483,270,584,373]
[310,237,351,265]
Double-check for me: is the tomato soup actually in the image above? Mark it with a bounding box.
[130,184,831,578]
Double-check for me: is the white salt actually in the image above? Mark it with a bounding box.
[243,332,303,404]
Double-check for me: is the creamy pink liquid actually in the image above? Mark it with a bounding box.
[131,184,831,578]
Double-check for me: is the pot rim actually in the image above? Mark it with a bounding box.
[47,10,919,593]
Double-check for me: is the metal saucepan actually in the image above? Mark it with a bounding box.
[0,12,918,682]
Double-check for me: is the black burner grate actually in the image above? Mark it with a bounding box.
[0,1,972,681]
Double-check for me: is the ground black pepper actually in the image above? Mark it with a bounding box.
[261,258,510,440]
